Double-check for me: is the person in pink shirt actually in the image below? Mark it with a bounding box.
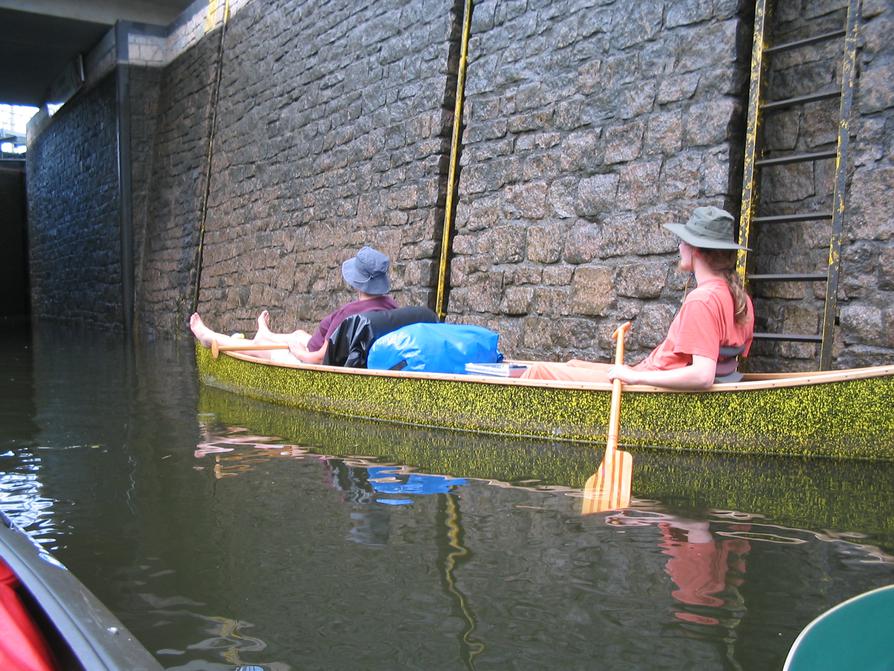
[521,206,754,389]
[190,246,397,364]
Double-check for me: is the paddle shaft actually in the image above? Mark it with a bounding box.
[605,322,632,454]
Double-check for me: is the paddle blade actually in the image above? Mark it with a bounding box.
[581,450,633,515]
[211,340,220,359]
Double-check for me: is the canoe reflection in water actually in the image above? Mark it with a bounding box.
[323,460,467,546]
[194,421,469,547]
[192,421,483,665]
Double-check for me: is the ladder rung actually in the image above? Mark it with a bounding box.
[761,89,840,112]
[765,29,846,55]
[754,332,822,343]
[755,150,836,167]
[752,212,833,224]
[747,273,827,282]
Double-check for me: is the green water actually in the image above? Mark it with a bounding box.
[2,321,892,670]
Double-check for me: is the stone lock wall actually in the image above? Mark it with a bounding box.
[129,65,163,332]
[26,74,123,328]
[136,0,460,339]
[450,0,752,362]
[134,36,221,339]
[24,0,894,368]
[747,0,894,371]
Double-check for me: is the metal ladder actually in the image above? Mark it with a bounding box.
[736,0,860,370]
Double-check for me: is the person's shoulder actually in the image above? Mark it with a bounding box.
[681,282,727,321]
[686,281,721,304]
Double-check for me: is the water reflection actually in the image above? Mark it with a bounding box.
[439,493,485,669]
[4,324,894,670]
[580,447,750,653]
[605,511,750,629]
[185,419,894,670]
[192,420,484,668]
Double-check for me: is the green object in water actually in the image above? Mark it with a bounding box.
[784,584,894,671]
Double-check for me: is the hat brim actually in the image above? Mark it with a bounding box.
[663,223,749,251]
[342,258,391,295]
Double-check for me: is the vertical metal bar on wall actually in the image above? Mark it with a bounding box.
[435,0,473,321]
[191,0,230,315]
[115,22,134,337]
[819,0,860,370]
[736,0,771,282]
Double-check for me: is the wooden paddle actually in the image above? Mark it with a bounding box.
[582,321,633,514]
[210,340,291,359]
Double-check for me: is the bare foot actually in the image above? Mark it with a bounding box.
[189,313,216,348]
[256,310,272,337]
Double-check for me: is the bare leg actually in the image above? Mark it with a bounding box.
[191,312,309,363]
[255,310,312,347]
[190,313,246,349]
[520,360,612,382]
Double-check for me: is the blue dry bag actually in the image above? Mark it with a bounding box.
[367,322,503,374]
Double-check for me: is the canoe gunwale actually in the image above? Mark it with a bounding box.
[217,349,894,394]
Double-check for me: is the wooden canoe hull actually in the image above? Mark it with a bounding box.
[195,345,894,460]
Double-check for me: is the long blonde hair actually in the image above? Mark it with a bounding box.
[697,248,750,325]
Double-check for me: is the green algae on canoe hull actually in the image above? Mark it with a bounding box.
[198,387,894,552]
[195,344,894,460]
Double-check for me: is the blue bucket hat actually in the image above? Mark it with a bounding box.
[342,246,391,295]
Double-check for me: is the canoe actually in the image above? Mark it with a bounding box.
[0,511,161,670]
[195,344,894,460]
[784,584,894,670]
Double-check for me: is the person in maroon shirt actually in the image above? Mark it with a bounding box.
[190,246,397,364]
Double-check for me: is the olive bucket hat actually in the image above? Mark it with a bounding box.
[342,246,391,295]
[663,206,750,250]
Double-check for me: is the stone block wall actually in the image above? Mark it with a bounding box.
[23,0,894,368]
[134,0,460,339]
[839,0,894,368]
[449,0,752,362]
[25,74,123,328]
[747,0,894,370]
[134,37,220,339]
[129,65,163,326]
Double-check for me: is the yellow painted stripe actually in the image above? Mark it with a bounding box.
[205,0,230,33]
[435,0,473,320]
[205,0,218,33]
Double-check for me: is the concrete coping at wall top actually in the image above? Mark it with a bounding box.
[27,0,252,144]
